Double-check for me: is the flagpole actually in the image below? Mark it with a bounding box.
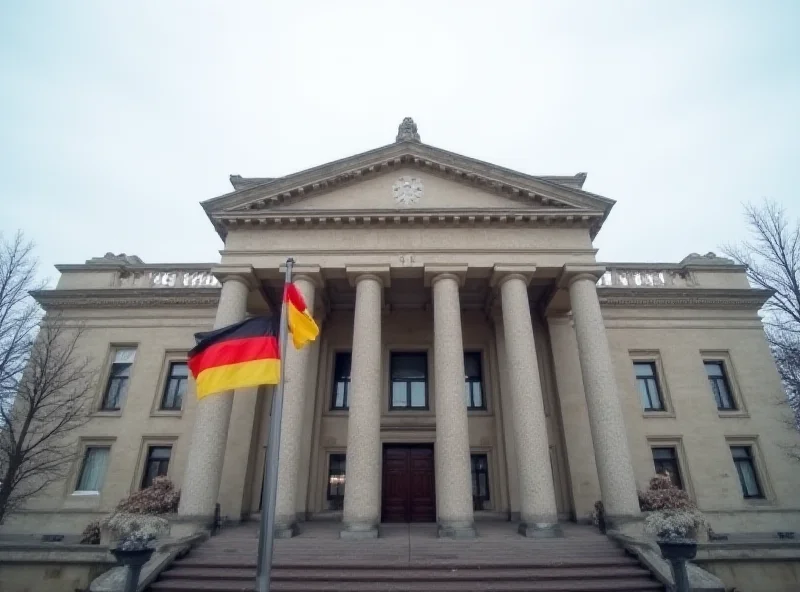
[256,257,294,592]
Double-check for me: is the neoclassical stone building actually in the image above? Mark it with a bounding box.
[5,120,799,541]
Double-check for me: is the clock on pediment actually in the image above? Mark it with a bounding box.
[392,176,423,206]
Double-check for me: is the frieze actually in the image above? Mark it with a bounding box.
[31,288,220,310]
[598,288,772,309]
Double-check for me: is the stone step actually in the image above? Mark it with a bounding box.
[149,577,663,591]
[161,566,653,582]
[173,556,643,570]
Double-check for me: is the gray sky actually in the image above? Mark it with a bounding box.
[2,1,799,284]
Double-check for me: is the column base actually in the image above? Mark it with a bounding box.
[274,522,299,539]
[340,523,379,540]
[438,521,477,539]
[605,513,644,536]
[518,522,562,538]
[170,514,215,538]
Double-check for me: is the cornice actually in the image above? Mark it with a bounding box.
[55,262,218,273]
[597,288,773,309]
[213,208,604,237]
[31,288,221,310]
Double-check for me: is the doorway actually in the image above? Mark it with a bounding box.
[381,444,436,522]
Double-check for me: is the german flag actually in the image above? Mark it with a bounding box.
[188,316,280,399]
[285,283,319,349]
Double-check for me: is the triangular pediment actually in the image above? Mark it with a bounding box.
[202,140,615,238]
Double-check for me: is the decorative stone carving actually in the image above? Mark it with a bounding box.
[392,176,424,206]
[679,252,735,266]
[396,117,421,142]
[30,289,220,310]
[87,253,144,265]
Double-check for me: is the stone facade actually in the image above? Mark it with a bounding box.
[3,121,799,541]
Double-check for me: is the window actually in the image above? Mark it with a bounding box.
[390,353,428,409]
[705,361,736,410]
[730,446,763,499]
[75,447,110,493]
[160,362,188,411]
[652,447,683,489]
[331,352,351,410]
[101,348,136,410]
[327,454,346,509]
[634,362,664,411]
[141,446,171,489]
[464,352,485,410]
[471,454,490,509]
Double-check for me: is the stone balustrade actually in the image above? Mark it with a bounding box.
[117,269,221,289]
[598,267,693,288]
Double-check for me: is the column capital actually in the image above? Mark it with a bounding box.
[490,264,537,289]
[282,263,322,288]
[211,264,258,289]
[346,264,391,288]
[423,264,467,287]
[557,264,606,289]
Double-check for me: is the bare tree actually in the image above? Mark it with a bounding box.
[0,232,94,524]
[723,201,800,440]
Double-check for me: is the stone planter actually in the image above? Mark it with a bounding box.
[657,538,697,561]
[110,546,154,592]
[657,538,697,592]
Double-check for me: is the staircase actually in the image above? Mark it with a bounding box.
[148,522,664,592]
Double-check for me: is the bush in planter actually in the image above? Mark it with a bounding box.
[638,474,696,512]
[645,509,708,542]
[80,520,101,545]
[114,476,180,515]
[105,513,169,551]
[639,474,708,542]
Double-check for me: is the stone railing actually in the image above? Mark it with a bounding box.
[116,269,221,289]
[598,267,694,288]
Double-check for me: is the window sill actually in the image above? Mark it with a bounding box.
[467,408,492,416]
[150,410,184,418]
[642,411,676,419]
[324,409,349,417]
[92,410,123,418]
[718,411,750,419]
[743,497,773,508]
[71,491,100,496]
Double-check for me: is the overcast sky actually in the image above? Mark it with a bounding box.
[2,1,799,284]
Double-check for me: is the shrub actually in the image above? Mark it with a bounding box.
[638,474,696,512]
[80,520,100,545]
[639,474,708,541]
[105,512,169,551]
[645,509,708,541]
[591,500,606,533]
[114,476,180,515]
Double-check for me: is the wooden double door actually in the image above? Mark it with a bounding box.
[381,444,436,523]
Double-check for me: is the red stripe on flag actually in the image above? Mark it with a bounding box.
[188,335,279,378]
[284,283,309,313]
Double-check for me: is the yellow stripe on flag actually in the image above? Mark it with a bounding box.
[286,301,319,349]
[194,358,281,399]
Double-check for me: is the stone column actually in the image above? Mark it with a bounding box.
[428,267,475,538]
[340,267,388,539]
[562,265,640,525]
[274,271,320,537]
[491,314,520,517]
[546,313,601,521]
[178,267,254,525]
[493,265,560,537]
